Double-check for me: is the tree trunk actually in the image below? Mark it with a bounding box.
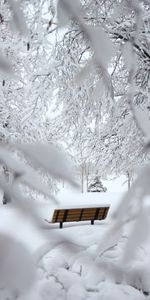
[127,171,131,190]
[81,164,84,193]
[3,192,7,205]
[3,166,9,205]
[3,191,11,205]
[85,164,89,192]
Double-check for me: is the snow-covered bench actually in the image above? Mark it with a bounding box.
[51,205,110,228]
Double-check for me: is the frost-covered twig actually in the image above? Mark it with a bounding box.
[126,1,150,146]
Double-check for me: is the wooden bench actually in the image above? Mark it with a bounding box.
[51,206,110,228]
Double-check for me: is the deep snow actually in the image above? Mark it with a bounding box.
[0,189,150,299]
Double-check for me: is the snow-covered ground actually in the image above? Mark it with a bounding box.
[0,189,150,299]
[43,189,122,219]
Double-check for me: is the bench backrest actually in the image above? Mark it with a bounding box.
[52,206,109,223]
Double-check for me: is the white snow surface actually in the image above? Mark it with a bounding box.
[0,189,150,300]
[39,189,122,221]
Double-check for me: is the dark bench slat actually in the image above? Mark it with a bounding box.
[63,210,69,222]
[93,208,100,221]
[82,212,96,217]
[64,217,82,222]
[81,216,96,221]
[79,209,84,221]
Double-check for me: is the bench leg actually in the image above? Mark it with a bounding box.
[91,220,94,225]
[60,222,63,229]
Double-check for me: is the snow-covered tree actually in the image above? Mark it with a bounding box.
[50,0,150,183]
[88,175,107,192]
[0,1,150,299]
